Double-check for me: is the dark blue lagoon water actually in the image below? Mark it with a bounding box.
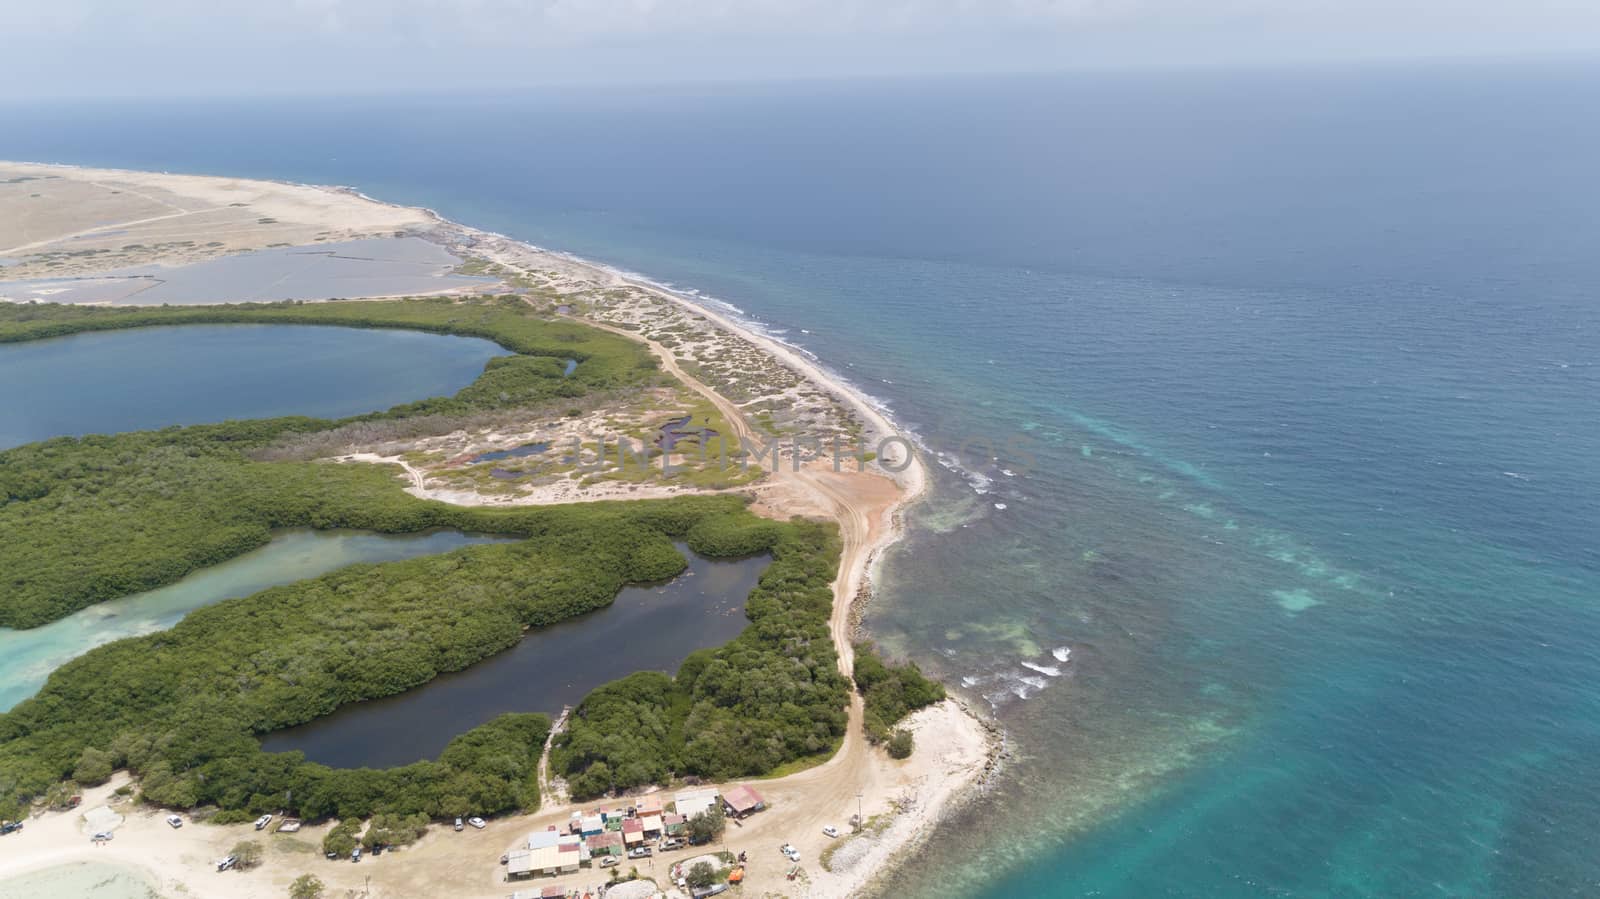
[5,60,1599,897]
[0,324,504,448]
[261,545,768,769]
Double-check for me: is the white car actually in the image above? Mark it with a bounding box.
[92,831,114,842]
[780,843,800,861]
[822,825,840,838]
[216,855,237,872]
[467,816,487,830]
[165,815,184,829]
[253,814,273,831]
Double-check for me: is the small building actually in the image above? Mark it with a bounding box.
[674,787,720,821]
[506,850,535,881]
[662,813,686,836]
[621,817,646,846]
[579,814,605,837]
[558,833,589,863]
[722,784,767,819]
[510,831,580,879]
[585,830,623,858]
[638,808,664,837]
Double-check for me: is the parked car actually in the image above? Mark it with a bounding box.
[351,847,362,863]
[253,814,272,831]
[276,819,302,833]
[1,821,23,836]
[627,846,653,859]
[822,825,840,838]
[325,851,340,860]
[467,816,487,830]
[500,853,509,865]
[165,815,184,829]
[371,844,384,856]
[660,837,686,851]
[216,855,237,872]
[599,856,620,868]
[92,831,114,843]
[453,817,464,832]
[692,885,730,899]
[780,843,800,862]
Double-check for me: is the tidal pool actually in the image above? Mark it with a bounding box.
[261,544,768,768]
[0,237,493,305]
[0,530,513,711]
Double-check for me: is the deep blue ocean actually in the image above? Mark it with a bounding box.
[4,61,1598,897]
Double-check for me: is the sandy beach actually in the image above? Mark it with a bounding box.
[0,161,998,898]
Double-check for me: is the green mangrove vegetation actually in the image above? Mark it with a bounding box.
[853,642,947,754]
[0,297,660,628]
[551,517,849,799]
[0,495,831,820]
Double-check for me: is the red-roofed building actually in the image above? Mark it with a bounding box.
[585,831,624,857]
[621,817,646,846]
[722,784,767,819]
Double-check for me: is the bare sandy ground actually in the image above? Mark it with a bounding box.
[0,161,429,277]
[0,165,999,898]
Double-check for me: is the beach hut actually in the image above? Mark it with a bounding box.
[722,784,767,819]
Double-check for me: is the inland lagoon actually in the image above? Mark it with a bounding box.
[261,545,768,768]
[0,323,505,449]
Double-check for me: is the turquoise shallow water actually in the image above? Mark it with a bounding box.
[0,529,510,711]
[0,862,159,899]
[4,62,1599,896]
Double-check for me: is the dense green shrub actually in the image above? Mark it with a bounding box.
[322,820,361,856]
[854,642,946,745]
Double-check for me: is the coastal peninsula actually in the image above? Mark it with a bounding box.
[0,162,996,899]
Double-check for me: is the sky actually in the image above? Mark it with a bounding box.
[3,0,1600,98]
